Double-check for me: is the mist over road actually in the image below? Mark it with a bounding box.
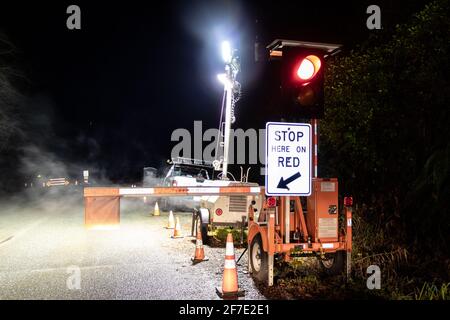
[0,192,264,299]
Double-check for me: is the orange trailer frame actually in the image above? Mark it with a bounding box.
[247,180,352,286]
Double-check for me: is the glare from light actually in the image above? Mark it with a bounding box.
[221,41,232,63]
[217,73,232,88]
[297,55,321,80]
[297,59,315,80]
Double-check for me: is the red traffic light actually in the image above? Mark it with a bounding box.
[344,197,353,207]
[296,55,321,81]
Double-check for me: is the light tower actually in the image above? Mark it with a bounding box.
[215,41,241,180]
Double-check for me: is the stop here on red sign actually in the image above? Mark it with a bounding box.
[278,156,300,167]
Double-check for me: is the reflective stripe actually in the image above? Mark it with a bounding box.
[347,218,352,227]
[88,186,261,197]
[119,188,154,195]
[196,240,203,247]
[322,243,334,249]
[250,187,261,193]
[226,242,234,255]
[188,187,220,194]
[224,259,236,269]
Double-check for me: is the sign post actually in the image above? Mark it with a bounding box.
[265,122,312,196]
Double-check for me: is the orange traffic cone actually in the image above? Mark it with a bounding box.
[191,227,208,264]
[171,216,183,238]
[165,210,175,229]
[216,233,245,299]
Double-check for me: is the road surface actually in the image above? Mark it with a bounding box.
[0,191,265,300]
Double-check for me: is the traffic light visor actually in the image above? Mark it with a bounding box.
[296,55,321,81]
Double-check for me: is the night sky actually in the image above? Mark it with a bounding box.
[0,0,430,182]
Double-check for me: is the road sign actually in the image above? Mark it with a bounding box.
[265,122,311,196]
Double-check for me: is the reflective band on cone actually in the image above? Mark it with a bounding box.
[216,233,245,299]
[191,227,208,263]
[165,210,175,229]
[225,241,235,256]
[224,258,235,269]
[171,216,183,238]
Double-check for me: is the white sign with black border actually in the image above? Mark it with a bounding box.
[265,122,312,196]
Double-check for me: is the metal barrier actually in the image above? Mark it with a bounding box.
[84,186,261,228]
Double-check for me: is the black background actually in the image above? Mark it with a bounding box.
[0,0,431,183]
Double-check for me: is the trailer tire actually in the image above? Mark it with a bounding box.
[196,214,209,245]
[250,234,268,282]
[319,250,346,276]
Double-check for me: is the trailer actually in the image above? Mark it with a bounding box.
[246,179,352,286]
[192,182,263,244]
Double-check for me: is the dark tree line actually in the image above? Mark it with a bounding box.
[322,0,450,269]
[0,34,25,194]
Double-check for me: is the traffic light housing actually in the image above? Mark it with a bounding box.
[280,47,325,119]
[258,40,341,122]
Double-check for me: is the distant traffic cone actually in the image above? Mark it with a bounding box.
[171,216,183,238]
[165,210,175,229]
[216,233,245,299]
[153,202,160,216]
[191,227,208,263]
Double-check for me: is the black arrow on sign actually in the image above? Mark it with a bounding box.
[277,172,301,190]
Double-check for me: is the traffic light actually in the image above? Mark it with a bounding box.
[259,40,341,122]
[280,47,325,119]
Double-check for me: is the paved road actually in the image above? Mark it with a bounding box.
[0,192,265,300]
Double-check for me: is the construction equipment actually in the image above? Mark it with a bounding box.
[242,39,351,286]
[82,39,352,289]
[189,42,262,244]
[192,181,263,244]
[82,180,352,287]
[247,182,353,286]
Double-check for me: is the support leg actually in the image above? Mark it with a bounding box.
[268,254,274,286]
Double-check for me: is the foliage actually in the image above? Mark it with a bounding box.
[214,227,247,247]
[322,0,450,260]
[0,34,25,194]
[415,281,450,300]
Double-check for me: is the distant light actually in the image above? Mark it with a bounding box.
[221,41,232,63]
[217,73,232,88]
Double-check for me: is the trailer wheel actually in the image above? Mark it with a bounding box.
[250,234,268,282]
[195,214,209,245]
[319,250,346,276]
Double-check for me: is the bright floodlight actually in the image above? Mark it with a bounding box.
[221,41,232,63]
[217,73,232,88]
